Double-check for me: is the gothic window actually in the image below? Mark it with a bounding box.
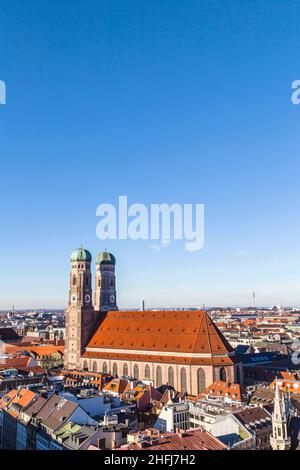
[156,366,162,387]
[236,366,240,384]
[145,364,151,379]
[111,279,114,287]
[92,361,97,373]
[133,364,139,380]
[197,368,206,394]
[180,368,187,393]
[219,367,227,382]
[102,361,108,373]
[123,363,128,376]
[112,362,118,377]
[72,275,77,286]
[168,367,174,387]
[98,279,101,287]
[83,361,88,371]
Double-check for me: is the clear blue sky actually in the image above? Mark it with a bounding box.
[1,0,300,309]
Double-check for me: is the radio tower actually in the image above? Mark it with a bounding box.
[252,291,256,309]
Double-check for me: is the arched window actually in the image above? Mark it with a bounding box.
[123,363,128,376]
[98,279,101,287]
[133,364,139,380]
[145,365,151,379]
[236,366,240,384]
[219,367,227,382]
[180,368,187,393]
[112,362,118,377]
[111,279,114,287]
[102,361,108,373]
[83,361,88,371]
[92,361,97,373]
[197,368,206,394]
[72,275,77,286]
[156,366,162,387]
[168,367,174,387]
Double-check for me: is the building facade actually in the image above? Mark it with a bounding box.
[64,247,243,394]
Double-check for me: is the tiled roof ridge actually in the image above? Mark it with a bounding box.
[204,312,213,356]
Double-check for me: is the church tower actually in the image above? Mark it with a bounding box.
[64,247,96,370]
[270,381,291,450]
[94,251,117,312]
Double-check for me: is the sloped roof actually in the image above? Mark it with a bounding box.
[123,429,226,451]
[200,380,242,401]
[22,396,47,417]
[0,388,36,417]
[0,355,33,368]
[233,407,271,427]
[86,310,234,359]
[0,328,20,341]
[36,393,78,432]
[103,378,131,395]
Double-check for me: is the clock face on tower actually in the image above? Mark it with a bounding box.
[71,294,77,303]
[110,294,115,303]
[85,294,91,303]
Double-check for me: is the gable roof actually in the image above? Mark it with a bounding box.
[103,378,131,395]
[0,328,20,341]
[22,396,47,417]
[0,388,36,417]
[233,407,271,429]
[35,393,78,432]
[85,310,234,364]
[123,428,226,451]
[200,380,242,401]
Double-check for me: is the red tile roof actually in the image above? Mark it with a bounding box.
[122,429,227,451]
[0,388,36,417]
[103,378,131,395]
[85,310,234,365]
[199,380,242,401]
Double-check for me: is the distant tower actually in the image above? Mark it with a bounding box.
[94,251,117,312]
[252,292,256,309]
[270,381,291,450]
[64,247,96,370]
[141,300,145,311]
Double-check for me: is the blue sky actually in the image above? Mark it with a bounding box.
[1,0,300,309]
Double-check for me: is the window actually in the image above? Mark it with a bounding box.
[83,361,88,371]
[197,368,206,394]
[102,361,108,373]
[180,368,187,393]
[168,367,174,387]
[133,364,139,380]
[112,362,118,377]
[156,366,162,387]
[219,367,227,382]
[236,366,241,384]
[123,363,128,376]
[92,361,97,373]
[72,275,77,286]
[145,365,151,379]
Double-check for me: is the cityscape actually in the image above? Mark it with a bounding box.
[1,0,300,460]
[0,247,300,454]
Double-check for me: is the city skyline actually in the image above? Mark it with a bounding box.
[1,1,300,308]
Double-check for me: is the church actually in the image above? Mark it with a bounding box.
[64,247,243,395]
